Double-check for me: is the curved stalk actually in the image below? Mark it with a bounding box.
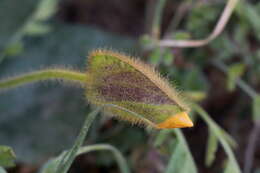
[77,144,130,173]
[0,69,86,90]
[158,0,238,47]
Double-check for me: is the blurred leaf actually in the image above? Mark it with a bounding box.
[0,146,16,168]
[39,157,60,173]
[220,129,237,149]
[139,34,153,46]
[184,91,206,102]
[0,167,7,173]
[22,0,59,36]
[236,1,260,41]
[149,48,174,66]
[154,129,178,156]
[0,0,39,44]
[154,129,172,147]
[187,4,220,38]
[211,34,235,60]
[193,104,241,173]
[23,22,51,35]
[165,129,197,173]
[162,49,174,66]
[182,68,208,91]
[33,0,58,21]
[173,31,191,40]
[0,0,59,63]
[22,0,59,37]
[3,42,24,56]
[149,48,162,65]
[224,159,240,173]
[234,25,248,45]
[253,95,260,122]
[227,63,245,91]
[205,128,218,166]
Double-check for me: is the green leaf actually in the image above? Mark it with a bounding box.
[253,95,260,122]
[23,22,51,35]
[236,1,260,41]
[211,34,235,60]
[0,0,39,46]
[187,4,220,38]
[0,167,7,173]
[234,24,248,44]
[0,166,7,173]
[220,129,237,149]
[193,104,241,173]
[33,0,59,21]
[0,0,58,63]
[162,49,174,66]
[184,91,206,102]
[154,129,172,147]
[182,67,208,91]
[149,48,162,65]
[39,157,60,173]
[3,42,24,56]
[224,159,239,173]
[205,128,218,166]
[165,129,197,173]
[227,63,245,91]
[173,31,191,40]
[0,146,16,168]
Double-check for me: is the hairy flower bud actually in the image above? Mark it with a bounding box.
[85,50,193,129]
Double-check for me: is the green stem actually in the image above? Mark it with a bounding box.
[56,107,101,173]
[77,144,130,173]
[0,69,86,90]
[151,0,168,40]
[192,104,241,173]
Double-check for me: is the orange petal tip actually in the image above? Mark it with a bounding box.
[156,112,194,129]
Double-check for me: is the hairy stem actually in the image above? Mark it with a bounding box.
[0,69,86,90]
[56,107,101,173]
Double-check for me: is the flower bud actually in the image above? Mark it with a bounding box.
[85,50,193,129]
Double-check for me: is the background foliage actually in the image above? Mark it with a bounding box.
[0,0,260,173]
